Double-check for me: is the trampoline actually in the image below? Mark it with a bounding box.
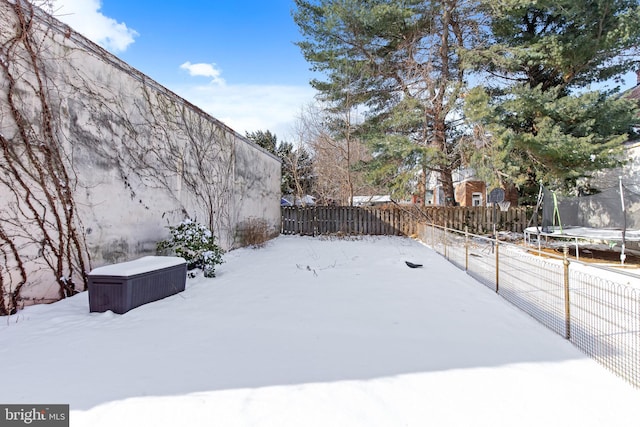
[524,226,640,261]
[527,180,640,264]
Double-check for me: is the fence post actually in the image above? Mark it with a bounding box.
[495,233,499,293]
[444,221,448,259]
[312,206,317,235]
[464,226,469,271]
[563,244,571,339]
[431,222,435,248]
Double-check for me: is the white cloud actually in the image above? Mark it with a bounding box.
[49,0,316,140]
[52,0,138,53]
[174,82,317,140]
[179,62,226,86]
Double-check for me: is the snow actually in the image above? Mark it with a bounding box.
[1,235,638,426]
[88,256,186,277]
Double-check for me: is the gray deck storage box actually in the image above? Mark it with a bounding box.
[88,256,187,314]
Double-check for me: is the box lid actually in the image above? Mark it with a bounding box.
[88,256,186,277]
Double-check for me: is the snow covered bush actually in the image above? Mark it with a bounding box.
[156,219,224,278]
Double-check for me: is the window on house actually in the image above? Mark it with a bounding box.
[472,192,483,206]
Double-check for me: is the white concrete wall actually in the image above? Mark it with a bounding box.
[590,142,640,191]
[0,1,280,308]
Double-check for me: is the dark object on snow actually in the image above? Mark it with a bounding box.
[88,256,187,314]
[405,261,423,268]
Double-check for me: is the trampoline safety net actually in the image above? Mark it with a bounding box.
[541,184,640,231]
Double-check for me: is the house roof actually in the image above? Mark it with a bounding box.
[622,71,640,101]
[351,195,392,205]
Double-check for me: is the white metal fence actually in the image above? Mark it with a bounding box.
[418,223,640,389]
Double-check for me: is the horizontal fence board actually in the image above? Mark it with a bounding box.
[281,205,533,236]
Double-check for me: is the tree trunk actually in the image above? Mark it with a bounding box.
[439,167,457,206]
[433,114,457,206]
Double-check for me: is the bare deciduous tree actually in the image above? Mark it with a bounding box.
[295,102,374,205]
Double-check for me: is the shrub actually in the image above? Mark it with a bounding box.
[237,217,271,248]
[157,219,224,278]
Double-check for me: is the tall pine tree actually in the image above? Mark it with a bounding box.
[464,0,640,199]
[293,0,486,205]
[246,130,278,154]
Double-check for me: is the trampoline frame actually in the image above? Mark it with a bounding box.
[524,226,640,263]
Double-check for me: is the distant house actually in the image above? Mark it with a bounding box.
[281,195,316,206]
[586,71,640,192]
[623,70,640,104]
[455,179,487,207]
[429,167,518,207]
[351,195,392,206]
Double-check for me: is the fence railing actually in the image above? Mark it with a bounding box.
[281,205,532,236]
[418,222,640,389]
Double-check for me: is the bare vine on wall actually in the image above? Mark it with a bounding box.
[0,0,257,315]
[0,0,90,314]
[64,14,248,247]
[136,86,237,244]
[64,68,239,248]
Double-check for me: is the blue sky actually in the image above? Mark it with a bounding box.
[53,0,318,139]
[50,1,640,140]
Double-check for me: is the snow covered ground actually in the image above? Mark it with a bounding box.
[1,235,639,426]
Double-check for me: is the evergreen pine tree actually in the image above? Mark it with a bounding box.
[464,0,640,198]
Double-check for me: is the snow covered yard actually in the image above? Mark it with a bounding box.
[1,235,639,426]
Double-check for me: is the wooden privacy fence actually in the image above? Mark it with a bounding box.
[425,205,532,234]
[281,205,532,236]
[281,206,417,236]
